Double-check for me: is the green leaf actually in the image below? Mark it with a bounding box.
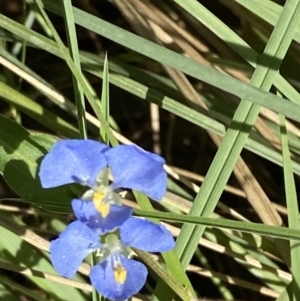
[0,114,72,212]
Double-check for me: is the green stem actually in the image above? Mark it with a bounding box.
[91,253,102,301]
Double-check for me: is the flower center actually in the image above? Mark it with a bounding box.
[93,192,110,218]
[113,262,127,284]
[103,233,129,284]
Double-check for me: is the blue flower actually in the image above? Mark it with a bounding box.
[39,139,108,188]
[39,139,133,234]
[39,139,167,234]
[50,218,175,301]
[104,144,167,201]
[71,197,132,235]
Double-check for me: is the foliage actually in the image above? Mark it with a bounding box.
[1,0,300,300]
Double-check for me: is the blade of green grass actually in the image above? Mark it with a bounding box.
[279,113,300,300]
[0,81,79,138]
[100,54,109,142]
[61,0,87,138]
[276,281,293,301]
[172,0,300,107]
[194,248,234,299]
[134,209,300,241]
[90,255,101,301]
[204,229,286,293]
[235,0,300,44]
[133,249,194,301]
[0,47,74,113]
[11,9,35,57]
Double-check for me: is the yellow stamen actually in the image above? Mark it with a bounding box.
[114,264,127,284]
[93,192,110,218]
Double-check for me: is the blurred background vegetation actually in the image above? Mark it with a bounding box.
[1,0,300,300]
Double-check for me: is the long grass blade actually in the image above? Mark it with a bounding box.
[279,113,300,299]
[61,0,87,138]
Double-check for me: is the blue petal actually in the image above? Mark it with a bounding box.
[105,145,166,201]
[119,218,175,252]
[72,199,133,235]
[39,139,109,188]
[50,221,101,278]
[90,255,147,301]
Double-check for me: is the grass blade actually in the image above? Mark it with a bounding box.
[279,113,300,299]
[61,0,87,138]
[134,209,300,241]
[100,54,109,142]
